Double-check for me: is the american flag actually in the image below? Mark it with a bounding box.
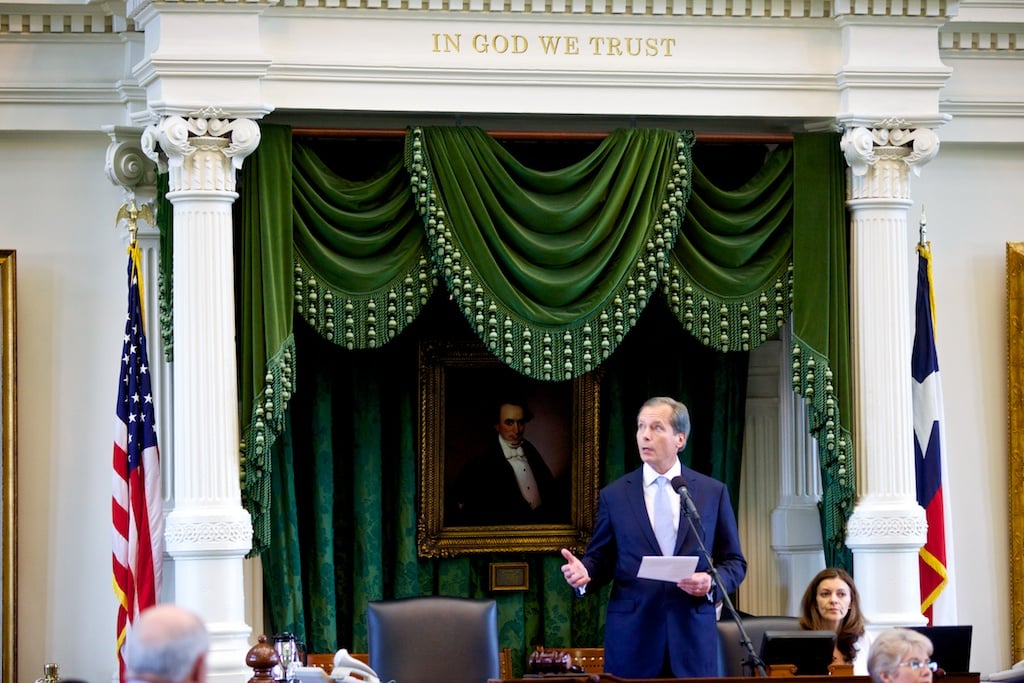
[112,245,163,680]
[912,241,957,625]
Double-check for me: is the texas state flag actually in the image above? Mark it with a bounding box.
[912,242,957,625]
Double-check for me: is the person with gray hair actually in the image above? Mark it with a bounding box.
[125,604,209,683]
[559,396,746,678]
[868,627,938,683]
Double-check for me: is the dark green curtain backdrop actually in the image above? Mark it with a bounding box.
[217,125,853,674]
[262,298,747,675]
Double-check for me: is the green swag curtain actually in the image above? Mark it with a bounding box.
[229,125,853,670]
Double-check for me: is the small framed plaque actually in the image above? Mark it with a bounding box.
[490,562,529,592]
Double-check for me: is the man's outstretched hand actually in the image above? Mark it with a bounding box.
[560,548,591,590]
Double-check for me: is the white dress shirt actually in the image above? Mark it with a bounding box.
[500,437,542,509]
[643,461,681,535]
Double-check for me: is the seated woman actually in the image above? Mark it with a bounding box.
[798,567,872,675]
[867,628,937,683]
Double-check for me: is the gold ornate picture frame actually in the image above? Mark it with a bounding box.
[417,340,599,557]
[0,250,16,683]
[1008,243,1024,662]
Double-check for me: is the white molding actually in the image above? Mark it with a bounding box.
[940,31,1024,52]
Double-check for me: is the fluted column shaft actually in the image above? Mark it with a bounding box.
[143,114,260,683]
[841,123,939,630]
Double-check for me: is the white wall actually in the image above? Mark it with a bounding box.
[0,131,126,683]
[910,141,1024,674]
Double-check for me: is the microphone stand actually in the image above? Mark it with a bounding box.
[677,491,767,678]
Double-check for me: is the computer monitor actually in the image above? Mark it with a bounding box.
[759,630,837,676]
[909,625,973,673]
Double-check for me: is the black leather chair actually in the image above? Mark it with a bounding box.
[367,596,499,683]
[717,614,802,676]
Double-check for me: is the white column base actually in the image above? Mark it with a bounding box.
[846,499,928,631]
[165,506,254,682]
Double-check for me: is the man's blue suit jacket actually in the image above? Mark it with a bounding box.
[580,463,746,678]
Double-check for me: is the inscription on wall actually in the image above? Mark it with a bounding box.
[432,33,677,57]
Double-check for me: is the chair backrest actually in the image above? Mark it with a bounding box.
[717,615,802,677]
[367,596,500,683]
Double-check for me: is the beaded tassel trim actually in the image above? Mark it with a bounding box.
[662,261,794,352]
[241,332,297,555]
[292,252,437,350]
[405,126,694,381]
[791,336,856,553]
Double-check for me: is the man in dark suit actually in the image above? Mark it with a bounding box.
[560,396,746,678]
[452,397,563,525]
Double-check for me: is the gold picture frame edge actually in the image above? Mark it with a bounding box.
[1008,242,1024,662]
[416,339,600,558]
[0,249,16,683]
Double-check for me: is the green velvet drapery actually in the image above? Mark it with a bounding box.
[225,125,853,671]
[237,127,852,563]
[263,299,749,674]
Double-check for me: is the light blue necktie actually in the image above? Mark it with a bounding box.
[654,476,676,556]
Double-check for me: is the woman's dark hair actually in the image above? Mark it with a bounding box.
[798,567,867,665]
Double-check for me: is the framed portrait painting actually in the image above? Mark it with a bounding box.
[417,340,600,557]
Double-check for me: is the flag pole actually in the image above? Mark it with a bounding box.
[919,205,927,248]
[112,197,163,682]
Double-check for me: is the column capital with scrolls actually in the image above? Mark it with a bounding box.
[839,120,942,202]
[141,111,261,195]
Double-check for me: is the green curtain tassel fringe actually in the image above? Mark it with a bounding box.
[157,268,174,363]
[790,335,856,559]
[241,332,297,555]
[292,252,436,349]
[662,261,793,352]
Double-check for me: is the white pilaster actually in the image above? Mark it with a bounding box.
[740,333,827,617]
[142,113,260,683]
[739,339,784,615]
[841,121,939,632]
[771,325,826,616]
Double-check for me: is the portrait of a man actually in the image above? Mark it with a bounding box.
[442,367,572,527]
[449,396,567,525]
[418,340,599,556]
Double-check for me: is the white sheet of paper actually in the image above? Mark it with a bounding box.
[637,555,700,583]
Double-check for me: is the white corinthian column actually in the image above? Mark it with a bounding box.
[840,121,940,633]
[142,113,260,683]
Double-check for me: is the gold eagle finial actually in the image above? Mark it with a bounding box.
[116,197,155,246]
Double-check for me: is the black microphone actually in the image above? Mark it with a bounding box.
[670,475,702,526]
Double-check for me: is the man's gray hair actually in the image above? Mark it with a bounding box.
[640,397,691,439]
[126,605,209,683]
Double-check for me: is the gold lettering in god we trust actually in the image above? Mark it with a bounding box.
[432,33,677,57]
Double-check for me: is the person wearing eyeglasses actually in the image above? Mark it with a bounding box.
[867,627,938,683]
